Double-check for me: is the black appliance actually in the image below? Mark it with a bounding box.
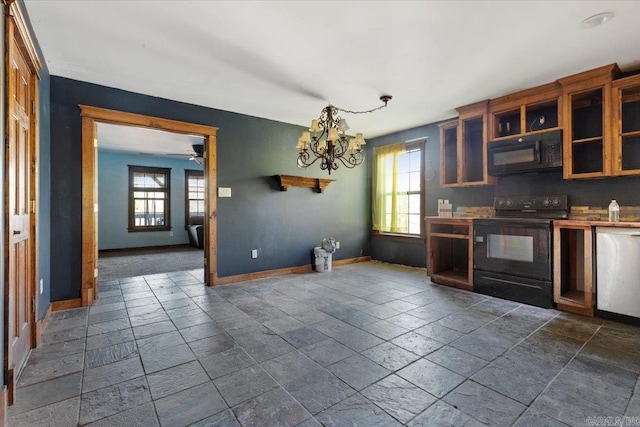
[488,130,562,176]
[473,195,568,308]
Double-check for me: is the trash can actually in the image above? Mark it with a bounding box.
[314,246,332,273]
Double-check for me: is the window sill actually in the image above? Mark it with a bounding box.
[128,227,172,233]
[372,232,425,244]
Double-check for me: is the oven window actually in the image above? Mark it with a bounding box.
[487,234,534,262]
[493,147,535,166]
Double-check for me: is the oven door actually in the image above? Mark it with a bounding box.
[473,219,552,281]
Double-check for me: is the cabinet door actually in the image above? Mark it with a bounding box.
[460,115,486,183]
[455,101,496,187]
[559,64,619,179]
[612,74,640,176]
[564,87,609,178]
[439,121,459,186]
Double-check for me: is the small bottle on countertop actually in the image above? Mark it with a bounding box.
[608,199,620,222]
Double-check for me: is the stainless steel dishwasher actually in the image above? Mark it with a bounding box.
[596,227,640,319]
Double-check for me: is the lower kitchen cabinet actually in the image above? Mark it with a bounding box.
[426,217,473,291]
[553,222,595,316]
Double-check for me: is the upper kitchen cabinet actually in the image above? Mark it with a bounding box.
[439,120,459,187]
[611,73,640,176]
[558,64,621,179]
[488,82,562,141]
[439,101,496,187]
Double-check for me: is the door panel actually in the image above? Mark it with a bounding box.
[6,33,34,403]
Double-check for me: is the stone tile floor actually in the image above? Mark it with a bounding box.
[8,261,640,426]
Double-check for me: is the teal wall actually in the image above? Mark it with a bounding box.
[50,77,370,301]
[98,151,203,250]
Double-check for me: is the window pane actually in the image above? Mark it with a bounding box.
[409,194,421,214]
[397,154,410,171]
[409,151,421,171]
[397,172,409,192]
[408,214,420,234]
[397,194,409,214]
[409,171,420,192]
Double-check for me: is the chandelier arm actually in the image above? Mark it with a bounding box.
[333,138,349,157]
[335,152,363,169]
[297,150,323,168]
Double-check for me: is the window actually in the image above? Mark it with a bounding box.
[128,166,171,232]
[372,140,424,236]
[185,169,205,228]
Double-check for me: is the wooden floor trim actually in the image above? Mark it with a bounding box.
[214,256,371,286]
[0,386,6,427]
[51,298,82,311]
[34,303,52,347]
[334,256,371,266]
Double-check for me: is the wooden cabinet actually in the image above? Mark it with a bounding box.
[438,102,496,187]
[558,64,620,179]
[488,82,562,141]
[553,222,595,316]
[426,217,473,291]
[612,73,640,175]
[442,63,640,183]
[439,120,458,186]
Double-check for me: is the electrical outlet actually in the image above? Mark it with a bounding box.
[539,115,545,125]
[40,279,43,294]
[251,249,258,258]
[169,231,174,237]
[336,241,340,249]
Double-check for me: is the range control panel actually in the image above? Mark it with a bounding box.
[494,195,569,218]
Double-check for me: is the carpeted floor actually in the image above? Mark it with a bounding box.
[98,245,204,280]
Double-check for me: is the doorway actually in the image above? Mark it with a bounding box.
[96,122,206,280]
[80,106,219,306]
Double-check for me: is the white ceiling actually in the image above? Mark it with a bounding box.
[97,123,204,157]
[25,1,640,144]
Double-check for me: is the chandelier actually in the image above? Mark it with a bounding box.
[296,95,392,175]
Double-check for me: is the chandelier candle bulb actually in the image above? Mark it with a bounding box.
[310,120,320,134]
[328,128,339,142]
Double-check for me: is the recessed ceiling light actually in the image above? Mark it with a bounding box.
[579,12,614,29]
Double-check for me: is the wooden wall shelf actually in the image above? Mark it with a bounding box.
[274,174,335,193]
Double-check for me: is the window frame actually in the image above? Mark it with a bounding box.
[184,169,205,229]
[128,165,172,232]
[373,140,426,241]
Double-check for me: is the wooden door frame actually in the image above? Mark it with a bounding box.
[79,106,219,306]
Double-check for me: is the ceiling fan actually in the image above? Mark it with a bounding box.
[163,143,204,164]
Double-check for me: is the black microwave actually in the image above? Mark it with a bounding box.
[487,130,562,176]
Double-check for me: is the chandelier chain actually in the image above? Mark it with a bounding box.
[334,103,387,115]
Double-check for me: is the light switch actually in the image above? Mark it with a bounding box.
[218,187,232,198]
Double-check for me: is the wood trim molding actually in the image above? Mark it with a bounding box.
[79,105,218,137]
[51,299,82,311]
[34,303,52,348]
[0,386,7,427]
[5,1,42,72]
[80,106,219,300]
[213,256,371,286]
[333,256,371,266]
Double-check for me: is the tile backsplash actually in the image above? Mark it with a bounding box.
[453,205,640,221]
[569,206,640,222]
